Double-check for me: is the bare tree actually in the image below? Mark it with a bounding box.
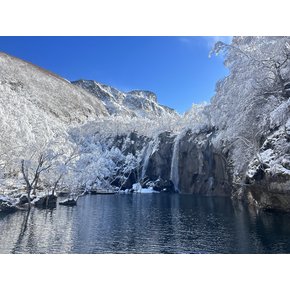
[21,152,56,207]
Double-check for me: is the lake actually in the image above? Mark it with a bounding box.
[1,193,290,253]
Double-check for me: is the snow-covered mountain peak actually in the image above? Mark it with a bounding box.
[72,79,178,119]
[127,90,157,102]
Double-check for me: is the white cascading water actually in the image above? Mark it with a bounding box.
[170,135,180,192]
[141,140,154,180]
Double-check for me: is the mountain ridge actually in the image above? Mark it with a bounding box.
[72,79,178,119]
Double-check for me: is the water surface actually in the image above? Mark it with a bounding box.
[1,193,290,253]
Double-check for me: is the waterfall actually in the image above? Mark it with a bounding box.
[141,140,154,180]
[170,135,180,192]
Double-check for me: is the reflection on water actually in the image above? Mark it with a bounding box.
[1,193,290,253]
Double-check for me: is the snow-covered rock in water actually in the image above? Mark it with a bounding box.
[18,194,30,205]
[152,178,175,192]
[59,198,77,206]
[72,80,178,119]
[32,195,57,208]
[0,195,18,213]
[132,183,158,193]
[139,187,158,193]
[132,183,142,192]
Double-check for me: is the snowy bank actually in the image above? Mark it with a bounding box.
[132,183,158,193]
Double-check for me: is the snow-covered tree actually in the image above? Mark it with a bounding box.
[210,37,290,190]
[211,37,290,98]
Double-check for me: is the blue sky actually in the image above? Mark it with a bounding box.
[0,36,231,113]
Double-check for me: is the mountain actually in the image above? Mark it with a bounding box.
[72,80,178,119]
[0,52,108,125]
[0,51,112,166]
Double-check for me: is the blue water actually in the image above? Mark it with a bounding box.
[1,193,290,253]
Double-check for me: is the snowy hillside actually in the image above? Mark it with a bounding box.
[0,52,111,188]
[0,52,108,122]
[72,80,178,119]
[0,52,109,149]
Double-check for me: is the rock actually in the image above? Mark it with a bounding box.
[18,194,29,205]
[72,80,177,119]
[143,128,231,195]
[246,160,290,212]
[57,191,70,197]
[0,196,18,213]
[33,195,57,209]
[244,126,290,211]
[152,179,175,192]
[139,177,151,188]
[246,175,290,212]
[177,129,231,195]
[145,132,175,181]
[59,198,77,207]
[0,201,18,213]
[285,119,290,137]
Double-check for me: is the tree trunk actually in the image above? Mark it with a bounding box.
[32,173,40,196]
[21,160,32,208]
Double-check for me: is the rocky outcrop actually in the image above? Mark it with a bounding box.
[144,131,175,181]
[151,178,175,192]
[33,195,57,209]
[245,125,290,211]
[59,198,77,206]
[72,80,178,119]
[18,194,30,205]
[109,132,150,189]
[177,129,231,195]
[0,196,18,214]
[246,174,290,212]
[142,128,231,195]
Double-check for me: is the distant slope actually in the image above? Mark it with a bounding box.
[72,80,178,119]
[0,52,108,123]
[0,52,109,149]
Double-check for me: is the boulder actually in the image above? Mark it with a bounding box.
[0,195,18,213]
[59,198,77,207]
[145,132,175,181]
[33,195,57,209]
[18,194,29,205]
[152,178,175,192]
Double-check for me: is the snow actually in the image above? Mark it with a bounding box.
[285,118,290,135]
[0,194,18,206]
[72,80,179,120]
[31,197,40,205]
[260,149,275,164]
[132,183,158,193]
[272,164,290,176]
[139,187,158,193]
[132,183,142,191]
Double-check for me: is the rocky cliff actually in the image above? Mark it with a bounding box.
[72,80,178,119]
[244,117,290,211]
[116,127,232,196]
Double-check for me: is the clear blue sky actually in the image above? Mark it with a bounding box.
[0,36,230,113]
